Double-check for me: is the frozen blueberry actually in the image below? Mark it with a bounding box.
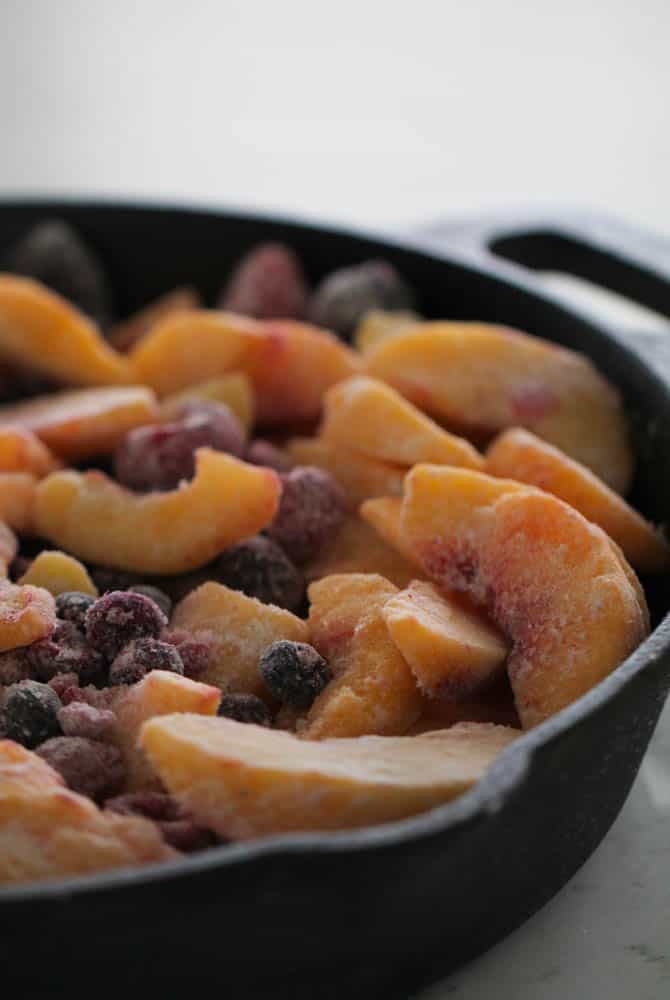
[86,590,167,661]
[172,638,211,680]
[258,640,332,709]
[214,535,305,612]
[267,466,346,564]
[37,737,125,801]
[245,439,293,473]
[0,647,32,686]
[57,702,116,742]
[218,693,272,726]
[0,680,62,748]
[108,637,184,686]
[129,584,172,620]
[5,219,114,327]
[55,591,96,632]
[217,243,309,319]
[308,259,415,340]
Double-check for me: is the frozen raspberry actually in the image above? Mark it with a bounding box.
[245,439,293,473]
[0,680,62,748]
[0,647,32,686]
[48,672,80,700]
[308,260,415,340]
[55,591,96,631]
[5,219,114,327]
[86,590,167,661]
[37,737,125,801]
[218,693,271,726]
[105,792,216,852]
[217,243,309,320]
[109,637,184,685]
[268,466,346,564]
[214,535,305,612]
[90,566,143,594]
[259,640,332,709]
[57,702,116,742]
[172,638,211,680]
[56,682,118,710]
[27,622,105,686]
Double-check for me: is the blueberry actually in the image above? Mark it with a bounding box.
[37,737,125,801]
[217,693,271,726]
[108,637,183,685]
[217,243,309,320]
[55,591,96,632]
[85,590,167,661]
[0,680,62,748]
[308,259,415,340]
[258,640,332,709]
[267,466,346,564]
[214,535,305,612]
[128,584,172,620]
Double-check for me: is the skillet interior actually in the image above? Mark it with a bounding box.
[0,200,669,998]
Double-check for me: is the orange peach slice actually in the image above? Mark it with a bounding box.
[0,740,174,884]
[171,582,308,696]
[321,376,484,470]
[382,580,509,698]
[0,522,18,575]
[160,372,255,430]
[0,578,55,651]
[304,514,419,589]
[34,448,281,574]
[110,670,221,792]
[287,437,405,507]
[400,465,649,728]
[0,275,130,386]
[108,286,201,352]
[140,715,518,838]
[0,426,61,477]
[304,573,422,739]
[0,473,37,533]
[19,550,98,597]
[365,322,633,492]
[0,386,159,461]
[354,309,422,354]
[359,495,421,566]
[486,428,670,573]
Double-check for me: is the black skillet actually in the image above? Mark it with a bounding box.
[0,201,669,999]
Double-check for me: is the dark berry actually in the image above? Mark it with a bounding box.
[27,623,105,686]
[55,591,96,631]
[57,702,116,742]
[47,672,80,701]
[258,640,332,709]
[37,737,125,801]
[105,792,216,852]
[0,647,31,686]
[8,555,32,581]
[268,466,346,564]
[89,566,143,594]
[218,693,272,726]
[308,259,415,340]
[86,590,167,661]
[5,219,114,327]
[172,638,211,680]
[214,535,305,612]
[129,584,172,620]
[0,680,62,748]
[217,243,309,319]
[109,637,183,685]
[245,439,293,473]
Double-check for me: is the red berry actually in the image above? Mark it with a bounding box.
[218,243,309,320]
[37,736,125,801]
[85,591,167,661]
[268,466,346,564]
[109,637,183,685]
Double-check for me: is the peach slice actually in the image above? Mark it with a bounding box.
[160,372,255,430]
[0,578,56,651]
[0,473,37,533]
[359,495,421,566]
[0,740,174,884]
[304,514,419,589]
[19,550,98,597]
[486,428,670,573]
[140,715,518,838]
[0,426,61,477]
[110,670,221,792]
[0,522,18,576]
[304,573,422,739]
[400,465,649,728]
[34,448,281,574]
[353,309,422,354]
[382,580,509,698]
[0,386,159,461]
[365,322,633,492]
[108,286,201,352]
[171,581,309,696]
[0,275,130,386]
[321,376,484,470]
[287,437,405,507]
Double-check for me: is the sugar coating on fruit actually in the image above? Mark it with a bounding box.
[109,637,184,686]
[36,736,125,802]
[0,578,56,652]
[213,535,305,612]
[268,466,347,564]
[287,437,406,508]
[58,701,116,742]
[104,790,215,852]
[259,640,332,709]
[85,590,167,661]
[19,550,98,597]
[308,260,415,340]
[26,626,105,686]
[218,243,309,319]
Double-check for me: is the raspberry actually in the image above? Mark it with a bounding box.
[108,637,183,685]
[55,591,96,631]
[86,590,167,661]
[0,680,62,748]
[27,621,105,686]
[57,702,116,742]
[217,243,309,320]
[105,792,216,852]
[129,584,172,620]
[37,737,125,801]
[171,637,211,680]
[258,640,332,709]
[308,260,415,340]
[268,466,346,564]
[0,647,32,686]
[214,535,305,612]
[218,693,271,726]
[245,439,293,473]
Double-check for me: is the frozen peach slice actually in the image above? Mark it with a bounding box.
[160,372,255,430]
[353,309,422,354]
[287,437,405,507]
[34,448,281,574]
[321,376,484,470]
[108,286,201,352]
[171,582,308,696]
[0,578,55,651]
[365,322,633,492]
[0,473,37,532]
[0,741,174,884]
[110,670,221,792]
[400,465,649,728]
[0,426,61,477]
[0,523,18,576]
[304,573,422,739]
[19,550,98,597]
[359,495,421,566]
[486,428,670,573]
[304,514,418,589]
[383,580,509,698]
[140,715,518,838]
[0,275,130,386]
[0,386,159,461]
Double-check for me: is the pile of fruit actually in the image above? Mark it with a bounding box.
[0,221,665,885]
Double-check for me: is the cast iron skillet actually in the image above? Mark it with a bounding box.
[0,201,669,998]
